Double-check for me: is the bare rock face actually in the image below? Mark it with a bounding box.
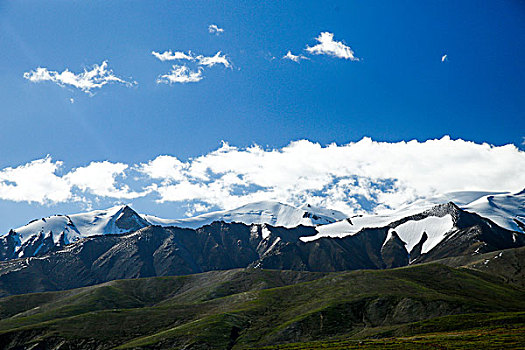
[0,231,18,260]
[112,205,151,232]
[381,231,409,268]
[409,231,428,262]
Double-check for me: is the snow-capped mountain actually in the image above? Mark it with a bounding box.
[0,205,149,260]
[462,190,525,233]
[144,201,348,229]
[302,203,458,251]
[385,190,525,233]
[0,201,523,297]
[0,201,345,261]
[302,190,525,256]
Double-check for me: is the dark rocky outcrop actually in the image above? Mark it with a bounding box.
[381,231,409,268]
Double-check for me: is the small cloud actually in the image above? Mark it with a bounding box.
[152,49,232,84]
[69,98,75,104]
[208,24,224,35]
[441,54,448,62]
[522,137,525,146]
[265,52,277,61]
[156,65,204,84]
[23,61,136,95]
[282,51,309,63]
[196,51,231,68]
[152,50,194,62]
[305,32,359,61]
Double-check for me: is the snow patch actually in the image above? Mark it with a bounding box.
[394,214,454,253]
[261,225,271,240]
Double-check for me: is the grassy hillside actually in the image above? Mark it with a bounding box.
[0,264,523,349]
[254,312,525,349]
[436,246,525,288]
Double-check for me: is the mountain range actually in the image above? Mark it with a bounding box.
[1,190,523,263]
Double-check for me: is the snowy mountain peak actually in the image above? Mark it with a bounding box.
[144,200,347,229]
[1,204,149,260]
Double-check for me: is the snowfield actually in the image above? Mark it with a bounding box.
[145,201,347,229]
[393,214,454,253]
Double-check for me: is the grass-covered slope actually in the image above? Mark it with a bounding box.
[255,312,525,349]
[0,264,523,349]
[436,246,525,288]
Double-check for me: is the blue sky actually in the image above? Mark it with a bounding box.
[0,1,524,231]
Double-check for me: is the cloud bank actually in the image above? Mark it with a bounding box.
[306,32,359,61]
[23,61,136,94]
[1,138,523,215]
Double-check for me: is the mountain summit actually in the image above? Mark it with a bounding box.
[0,205,149,260]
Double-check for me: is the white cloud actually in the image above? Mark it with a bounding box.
[0,158,145,204]
[140,155,188,182]
[305,32,359,61]
[152,50,194,61]
[65,161,144,199]
[208,24,224,35]
[282,51,309,63]
[153,50,231,84]
[0,157,71,204]
[156,65,204,84]
[196,52,231,68]
[152,50,231,68]
[442,54,448,62]
[23,61,136,95]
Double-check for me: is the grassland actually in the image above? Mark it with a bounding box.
[0,262,523,349]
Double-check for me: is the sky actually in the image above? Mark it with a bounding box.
[0,1,524,232]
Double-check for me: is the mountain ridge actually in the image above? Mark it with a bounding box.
[0,191,523,263]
